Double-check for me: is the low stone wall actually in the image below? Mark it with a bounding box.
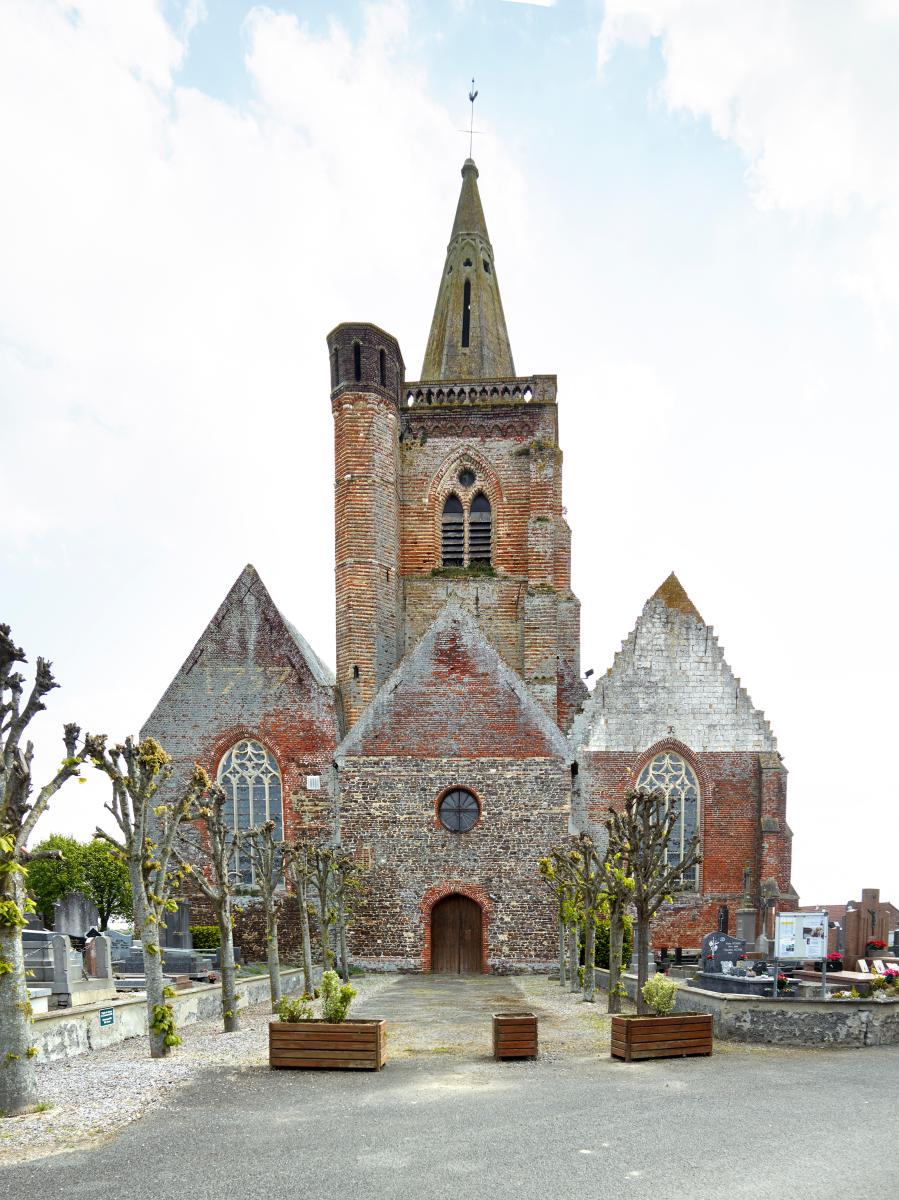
[32,969,308,1062]
[595,969,899,1048]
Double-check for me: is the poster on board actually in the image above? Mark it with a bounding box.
[775,912,827,960]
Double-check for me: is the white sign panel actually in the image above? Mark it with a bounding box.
[775,912,827,960]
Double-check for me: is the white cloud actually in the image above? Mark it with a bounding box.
[597,0,899,322]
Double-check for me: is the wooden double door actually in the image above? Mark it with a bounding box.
[431,894,482,974]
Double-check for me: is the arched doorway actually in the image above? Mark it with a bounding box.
[430,894,483,973]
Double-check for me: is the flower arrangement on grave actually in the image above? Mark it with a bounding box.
[865,939,887,952]
[826,952,843,968]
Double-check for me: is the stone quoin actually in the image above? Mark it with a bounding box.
[143,156,795,971]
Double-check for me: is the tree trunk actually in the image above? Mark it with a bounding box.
[218,902,239,1033]
[583,914,596,1003]
[558,908,566,988]
[266,904,281,1013]
[141,919,168,1059]
[0,875,39,1115]
[317,886,332,971]
[297,877,314,997]
[337,892,349,984]
[568,921,580,993]
[635,915,649,1015]
[607,908,624,1014]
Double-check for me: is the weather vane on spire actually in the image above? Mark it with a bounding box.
[468,78,478,158]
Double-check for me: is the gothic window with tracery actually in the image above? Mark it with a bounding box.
[440,480,492,568]
[217,739,283,883]
[635,751,700,890]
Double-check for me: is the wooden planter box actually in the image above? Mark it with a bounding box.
[492,1012,538,1060]
[610,1013,712,1062]
[269,1019,387,1071]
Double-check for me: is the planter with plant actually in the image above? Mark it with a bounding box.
[815,952,843,973]
[269,970,386,1071]
[866,939,887,955]
[610,975,713,1062]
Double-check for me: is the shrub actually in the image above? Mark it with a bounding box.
[320,969,356,1023]
[641,974,678,1016]
[189,925,220,949]
[277,995,313,1022]
[868,974,889,992]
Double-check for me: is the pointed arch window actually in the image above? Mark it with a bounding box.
[440,486,493,568]
[441,495,465,565]
[636,751,699,891]
[217,739,283,884]
[468,493,492,563]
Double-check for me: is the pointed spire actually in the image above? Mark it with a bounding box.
[649,573,704,623]
[420,159,515,381]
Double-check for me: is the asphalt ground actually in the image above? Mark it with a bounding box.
[2,974,895,1198]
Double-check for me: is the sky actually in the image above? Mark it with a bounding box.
[2,0,897,909]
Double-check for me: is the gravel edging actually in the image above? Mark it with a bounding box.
[0,972,395,1168]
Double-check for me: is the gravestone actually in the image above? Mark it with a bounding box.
[701,931,746,973]
[162,901,193,949]
[54,890,100,936]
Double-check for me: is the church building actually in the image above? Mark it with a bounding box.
[143,158,795,971]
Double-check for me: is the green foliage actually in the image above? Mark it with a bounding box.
[150,1003,181,1048]
[641,974,679,1016]
[320,969,356,1023]
[868,974,889,992]
[276,995,314,1022]
[24,835,83,926]
[189,924,221,949]
[25,835,131,929]
[0,899,27,929]
[594,914,633,970]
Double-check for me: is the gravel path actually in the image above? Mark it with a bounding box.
[0,972,395,1167]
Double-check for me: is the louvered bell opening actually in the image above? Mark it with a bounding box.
[442,495,465,566]
[468,493,492,564]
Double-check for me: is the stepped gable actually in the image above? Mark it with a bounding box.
[336,602,571,761]
[570,573,777,754]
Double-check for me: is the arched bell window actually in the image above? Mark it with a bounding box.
[635,751,700,890]
[441,495,465,566]
[468,493,492,563]
[439,477,493,568]
[217,739,283,883]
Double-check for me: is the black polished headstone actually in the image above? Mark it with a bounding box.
[700,931,746,973]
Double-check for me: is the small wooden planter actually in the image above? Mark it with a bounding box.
[492,1012,538,1060]
[610,1013,712,1062]
[269,1019,387,1071]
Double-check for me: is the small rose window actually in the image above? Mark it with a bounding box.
[438,788,479,832]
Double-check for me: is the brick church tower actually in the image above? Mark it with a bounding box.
[329,158,585,732]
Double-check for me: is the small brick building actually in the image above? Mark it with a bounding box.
[143,157,794,970]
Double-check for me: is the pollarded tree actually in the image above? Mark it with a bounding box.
[331,850,364,984]
[596,847,635,1014]
[0,623,90,1116]
[309,844,337,972]
[285,840,316,998]
[172,783,243,1033]
[605,788,701,1015]
[243,819,286,1012]
[538,849,577,988]
[91,737,208,1057]
[572,834,607,1003]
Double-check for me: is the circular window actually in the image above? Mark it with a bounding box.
[458,468,476,488]
[438,788,479,832]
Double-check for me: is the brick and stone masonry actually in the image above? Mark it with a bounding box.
[335,604,574,972]
[570,573,794,948]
